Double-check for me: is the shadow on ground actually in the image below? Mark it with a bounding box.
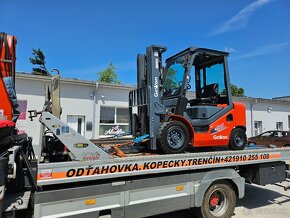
[236,183,290,209]
[149,183,290,218]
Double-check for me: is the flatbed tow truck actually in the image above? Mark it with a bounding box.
[1,33,290,218]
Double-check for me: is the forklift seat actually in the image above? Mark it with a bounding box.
[189,83,219,106]
[202,83,218,99]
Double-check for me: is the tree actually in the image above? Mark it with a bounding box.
[29,48,51,76]
[97,63,121,84]
[230,84,245,97]
[222,84,245,97]
[163,68,178,90]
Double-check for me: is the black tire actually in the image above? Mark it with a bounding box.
[157,121,189,154]
[228,128,247,150]
[194,181,236,218]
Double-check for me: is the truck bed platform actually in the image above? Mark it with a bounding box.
[37,147,290,186]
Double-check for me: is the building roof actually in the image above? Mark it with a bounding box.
[272,96,290,101]
[16,72,290,105]
[16,72,135,90]
[234,96,290,105]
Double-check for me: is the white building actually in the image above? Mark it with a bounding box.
[15,73,290,145]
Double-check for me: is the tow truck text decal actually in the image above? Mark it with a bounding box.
[37,152,281,180]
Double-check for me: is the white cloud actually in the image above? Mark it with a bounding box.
[232,42,290,60]
[211,0,272,35]
[224,47,237,53]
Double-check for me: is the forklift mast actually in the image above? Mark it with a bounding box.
[129,45,167,150]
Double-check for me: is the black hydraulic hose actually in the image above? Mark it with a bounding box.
[3,33,11,76]
[12,36,16,83]
[0,157,8,215]
[0,32,15,78]
[5,33,12,77]
[0,33,4,77]
[19,150,38,190]
[0,151,9,159]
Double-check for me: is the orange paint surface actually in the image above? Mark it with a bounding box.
[0,34,17,121]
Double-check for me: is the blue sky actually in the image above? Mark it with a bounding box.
[1,0,290,98]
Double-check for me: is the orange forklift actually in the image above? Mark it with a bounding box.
[129,46,247,153]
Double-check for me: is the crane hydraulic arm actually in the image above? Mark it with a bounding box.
[0,33,19,122]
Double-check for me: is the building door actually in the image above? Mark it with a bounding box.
[276,122,283,131]
[254,121,262,136]
[67,115,85,135]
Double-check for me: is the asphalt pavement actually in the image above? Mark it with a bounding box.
[152,182,290,218]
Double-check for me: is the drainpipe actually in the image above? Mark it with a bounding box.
[92,82,99,139]
[250,99,257,137]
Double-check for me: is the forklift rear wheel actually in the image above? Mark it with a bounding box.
[157,121,189,154]
[195,181,236,218]
[229,128,247,150]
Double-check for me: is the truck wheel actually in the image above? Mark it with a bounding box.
[157,121,189,154]
[197,181,236,218]
[229,128,247,150]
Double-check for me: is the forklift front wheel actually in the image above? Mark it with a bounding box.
[157,121,189,154]
[229,128,247,150]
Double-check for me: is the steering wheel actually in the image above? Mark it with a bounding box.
[177,81,191,90]
[169,81,182,95]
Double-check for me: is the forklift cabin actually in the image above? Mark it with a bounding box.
[163,47,233,128]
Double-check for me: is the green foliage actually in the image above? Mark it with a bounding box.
[163,68,178,90]
[222,84,245,97]
[97,63,121,84]
[230,84,245,97]
[29,48,51,76]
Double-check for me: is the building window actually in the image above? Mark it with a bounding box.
[67,115,85,135]
[99,106,129,136]
[116,108,129,123]
[100,107,115,123]
[276,122,283,131]
[254,121,262,136]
